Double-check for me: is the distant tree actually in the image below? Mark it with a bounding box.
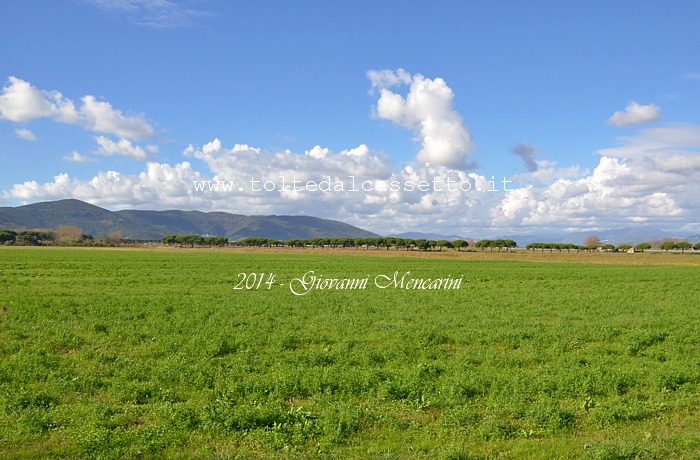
[55,225,83,242]
[694,242,700,251]
[362,237,376,249]
[240,237,267,247]
[584,236,601,248]
[601,244,615,251]
[182,235,203,248]
[204,236,228,247]
[415,239,428,251]
[17,233,37,246]
[491,239,504,251]
[0,230,17,244]
[383,237,395,250]
[475,240,490,251]
[452,239,467,251]
[503,239,517,251]
[16,230,54,246]
[336,237,352,248]
[108,229,123,245]
[435,240,450,251]
[676,241,692,253]
[635,242,651,252]
[660,241,676,252]
[617,244,632,252]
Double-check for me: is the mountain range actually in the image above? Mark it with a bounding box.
[1,199,696,245]
[392,232,471,241]
[498,229,698,246]
[0,199,378,241]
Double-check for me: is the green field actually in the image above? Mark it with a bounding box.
[1,247,699,459]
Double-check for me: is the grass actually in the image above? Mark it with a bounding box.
[1,247,699,458]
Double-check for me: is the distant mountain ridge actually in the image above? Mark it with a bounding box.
[499,228,696,246]
[391,232,471,241]
[0,199,379,240]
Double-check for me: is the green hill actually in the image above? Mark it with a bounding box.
[0,199,378,240]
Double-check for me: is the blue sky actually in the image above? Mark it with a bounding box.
[2,0,700,237]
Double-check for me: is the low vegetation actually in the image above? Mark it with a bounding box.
[1,247,699,458]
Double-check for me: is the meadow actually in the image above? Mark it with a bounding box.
[0,247,699,459]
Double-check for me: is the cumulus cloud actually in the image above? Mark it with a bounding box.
[95,136,149,160]
[512,142,538,172]
[5,162,205,209]
[607,101,661,127]
[5,71,700,237]
[366,68,412,93]
[0,76,153,140]
[202,137,222,154]
[369,69,472,168]
[492,123,700,232]
[7,128,700,236]
[80,96,154,140]
[63,151,98,163]
[598,123,700,159]
[85,0,213,28]
[15,128,37,141]
[4,139,502,233]
[0,76,77,123]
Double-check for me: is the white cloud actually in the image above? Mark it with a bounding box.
[95,136,149,160]
[0,76,51,121]
[5,71,700,238]
[202,138,222,154]
[63,151,98,163]
[607,101,661,127]
[366,68,412,93]
[492,124,700,231]
[5,140,498,233]
[6,129,700,237]
[305,145,330,159]
[0,76,153,141]
[5,162,205,209]
[369,69,472,168]
[85,0,213,28]
[15,128,37,141]
[0,77,52,122]
[0,76,75,123]
[80,96,153,140]
[599,124,700,159]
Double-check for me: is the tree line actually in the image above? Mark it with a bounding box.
[0,227,150,247]
[161,235,475,251]
[4,226,700,253]
[525,241,700,252]
[161,235,229,247]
